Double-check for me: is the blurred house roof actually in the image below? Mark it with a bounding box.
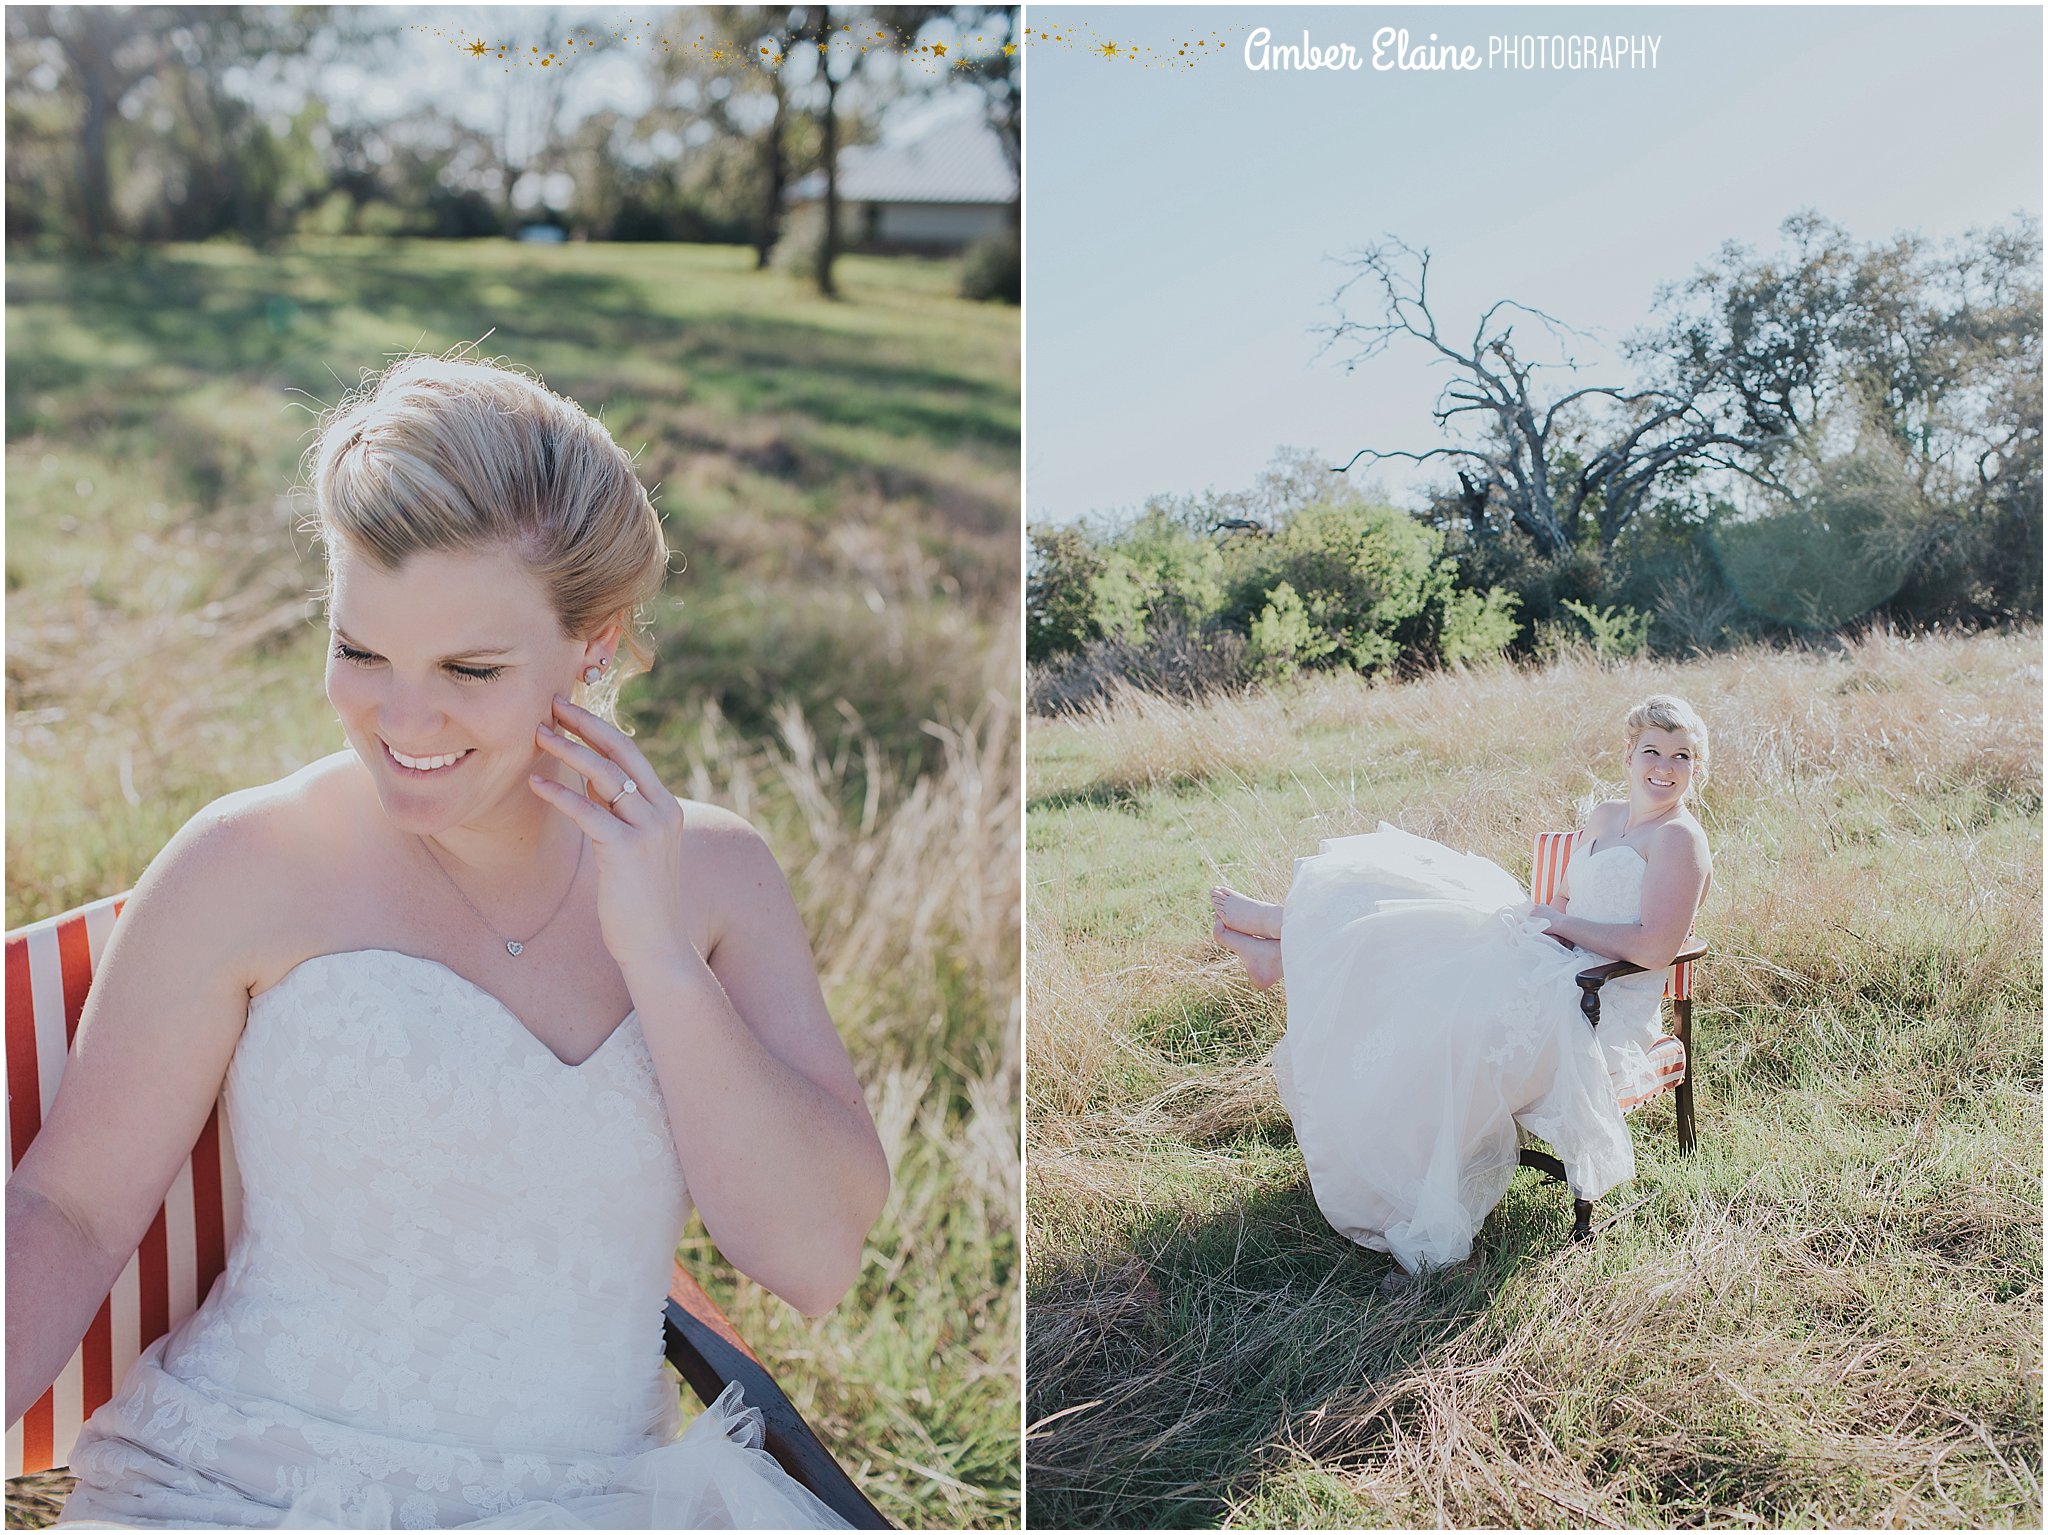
[791,111,1015,206]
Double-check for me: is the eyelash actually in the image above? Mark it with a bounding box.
[331,642,504,684]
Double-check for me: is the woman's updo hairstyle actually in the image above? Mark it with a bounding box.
[1623,694,1710,790]
[305,352,669,723]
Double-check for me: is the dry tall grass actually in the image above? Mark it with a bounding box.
[1026,629,2041,1528]
[668,646,1021,1527]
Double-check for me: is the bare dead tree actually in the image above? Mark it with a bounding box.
[1321,239,1788,557]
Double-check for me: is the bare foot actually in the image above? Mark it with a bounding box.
[1211,916,1284,990]
[1210,885,1284,940]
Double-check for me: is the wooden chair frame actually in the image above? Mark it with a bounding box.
[5,895,890,1529]
[1517,832,1706,1242]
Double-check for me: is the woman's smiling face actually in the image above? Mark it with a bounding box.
[1627,725,1697,809]
[324,541,590,835]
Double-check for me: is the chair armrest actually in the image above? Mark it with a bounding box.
[1574,935,1708,990]
[1573,937,1707,1026]
[662,1262,892,1530]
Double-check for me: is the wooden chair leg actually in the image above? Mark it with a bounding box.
[1673,998,1697,1154]
[1523,1149,1597,1243]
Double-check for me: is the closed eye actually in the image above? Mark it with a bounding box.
[331,641,503,684]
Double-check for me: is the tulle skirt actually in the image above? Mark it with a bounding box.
[58,1351,848,1530]
[1271,824,1666,1272]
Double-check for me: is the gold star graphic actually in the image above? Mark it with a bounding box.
[1003,42,1016,55]
[1098,41,1119,58]
[931,41,947,56]
[465,38,487,57]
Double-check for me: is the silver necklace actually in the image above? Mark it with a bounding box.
[416,832,585,957]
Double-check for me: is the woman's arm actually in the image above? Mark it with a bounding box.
[1542,819,1709,971]
[4,1188,134,1429]
[625,811,888,1317]
[530,701,887,1317]
[6,797,270,1426]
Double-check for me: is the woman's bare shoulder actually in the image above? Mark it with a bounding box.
[135,752,367,975]
[1583,798,1629,836]
[673,798,796,928]
[166,752,360,863]
[1644,813,1711,872]
[676,797,778,866]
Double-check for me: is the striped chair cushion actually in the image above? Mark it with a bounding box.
[1620,1034,1690,1113]
[4,894,243,1478]
[1531,830,1689,1113]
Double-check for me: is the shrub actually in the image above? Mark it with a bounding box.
[1226,500,1446,673]
[1437,584,1522,664]
[1246,581,1329,680]
[1111,510,1226,635]
[1711,438,1926,630]
[1443,511,1614,615]
[1027,621,1248,714]
[959,229,1020,304]
[1533,598,1651,665]
[1028,527,1104,662]
[1558,598,1653,660]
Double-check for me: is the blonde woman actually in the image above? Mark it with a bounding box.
[1210,698,1711,1275]
[5,356,888,1527]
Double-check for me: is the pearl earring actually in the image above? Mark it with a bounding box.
[581,657,611,687]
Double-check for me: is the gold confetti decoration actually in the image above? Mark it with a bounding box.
[410,13,1234,76]
[409,15,1024,77]
[1015,19,1243,69]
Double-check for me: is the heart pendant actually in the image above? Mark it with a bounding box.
[506,940,524,956]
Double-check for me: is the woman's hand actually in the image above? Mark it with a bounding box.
[1527,903,1575,946]
[534,700,888,1314]
[529,696,691,976]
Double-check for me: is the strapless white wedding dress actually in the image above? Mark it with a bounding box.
[58,950,848,1529]
[1271,824,1671,1272]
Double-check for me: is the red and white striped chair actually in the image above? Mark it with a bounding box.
[4,895,889,1528]
[1519,831,1706,1240]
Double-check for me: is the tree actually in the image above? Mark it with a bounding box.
[938,6,1018,228]
[1643,211,2042,622]
[640,8,798,263]
[7,5,157,255]
[488,9,583,235]
[1321,239,1783,558]
[8,5,328,254]
[788,6,865,297]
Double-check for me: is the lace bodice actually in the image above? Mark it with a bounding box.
[214,950,691,1450]
[64,948,700,1527]
[1567,842,1648,924]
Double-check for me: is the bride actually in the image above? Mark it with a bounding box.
[5,355,890,1527]
[1210,696,1711,1275]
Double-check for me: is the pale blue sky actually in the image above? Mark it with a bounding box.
[1026,4,2044,524]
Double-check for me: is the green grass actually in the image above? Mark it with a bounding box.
[1026,632,2041,1528]
[6,239,1018,1528]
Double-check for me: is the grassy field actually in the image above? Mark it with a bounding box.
[5,239,1018,1528]
[1025,630,2041,1528]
